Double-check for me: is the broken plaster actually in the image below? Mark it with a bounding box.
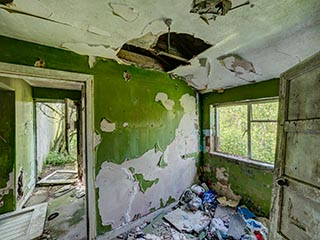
[155,92,175,111]
[96,93,199,229]
[123,122,129,128]
[109,2,139,22]
[211,167,242,203]
[100,118,116,132]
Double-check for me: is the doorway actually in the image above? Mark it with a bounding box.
[24,97,86,239]
[0,62,95,239]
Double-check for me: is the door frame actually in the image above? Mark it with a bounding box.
[0,62,96,239]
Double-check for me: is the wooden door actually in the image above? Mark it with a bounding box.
[269,52,320,239]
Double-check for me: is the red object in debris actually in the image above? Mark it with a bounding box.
[254,231,264,240]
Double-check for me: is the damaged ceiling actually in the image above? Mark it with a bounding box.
[0,0,319,92]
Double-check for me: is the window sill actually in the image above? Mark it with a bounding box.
[209,151,274,171]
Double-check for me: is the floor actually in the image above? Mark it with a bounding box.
[24,185,86,240]
[24,162,86,240]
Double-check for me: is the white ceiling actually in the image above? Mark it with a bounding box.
[0,0,319,92]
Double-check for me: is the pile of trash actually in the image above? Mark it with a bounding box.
[114,184,268,240]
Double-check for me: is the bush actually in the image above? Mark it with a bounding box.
[45,151,76,166]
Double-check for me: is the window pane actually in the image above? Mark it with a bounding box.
[252,101,278,120]
[251,122,277,163]
[217,105,247,157]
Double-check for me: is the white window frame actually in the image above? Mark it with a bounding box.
[210,97,278,166]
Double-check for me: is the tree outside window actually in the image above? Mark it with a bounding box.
[210,99,278,164]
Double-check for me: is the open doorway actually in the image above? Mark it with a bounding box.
[23,97,86,240]
[35,100,81,184]
[0,62,95,239]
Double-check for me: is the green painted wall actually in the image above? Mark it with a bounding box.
[0,35,196,234]
[0,90,15,214]
[200,79,279,217]
[0,77,36,209]
[202,153,273,216]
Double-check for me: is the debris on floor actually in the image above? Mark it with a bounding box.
[113,183,269,240]
[37,170,78,186]
[0,203,48,240]
[24,180,87,240]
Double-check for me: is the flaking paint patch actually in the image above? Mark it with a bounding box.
[96,93,199,229]
[94,132,102,148]
[133,174,159,193]
[100,118,116,132]
[155,92,175,110]
[109,3,139,22]
[123,122,129,128]
[157,154,167,168]
[0,171,14,196]
[96,162,139,227]
[61,43,118,59]
[154,142,163,153]
[88,56,97,69]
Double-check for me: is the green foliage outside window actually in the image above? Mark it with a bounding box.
[214,100,278,164]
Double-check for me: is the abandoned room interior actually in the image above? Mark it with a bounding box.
[0,0,319,239]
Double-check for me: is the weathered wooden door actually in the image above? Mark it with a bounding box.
[269,52,320,239]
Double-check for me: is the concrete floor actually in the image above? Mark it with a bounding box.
[24,185,86,240]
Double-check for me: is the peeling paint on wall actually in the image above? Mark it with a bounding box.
[133,174,159,193]
[94,132,102,148]
[88,56,97,69]
[155,92,175,110]
[109,3,139,22]
[123,70,131,81]
[157,154,168,168]
[96,93,199,229]
[210,167,242,204]
[0,171,14,197]
[122,122,129,128]
[100,118,116,132]
[154,142,163,153]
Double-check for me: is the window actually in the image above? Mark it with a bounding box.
[210,99,278,164]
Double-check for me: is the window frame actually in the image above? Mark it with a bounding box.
[210,97,278,166]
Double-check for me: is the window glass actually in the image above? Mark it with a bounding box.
[252,101,278,120]
[212,99,278,164]
[251,122,277,163]
[217,105,247,157]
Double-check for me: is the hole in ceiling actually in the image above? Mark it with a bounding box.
[117,33,212,72]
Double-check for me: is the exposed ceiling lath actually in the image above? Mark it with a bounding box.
[117,33,213,72]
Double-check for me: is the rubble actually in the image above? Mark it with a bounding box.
[113,184,268,240]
